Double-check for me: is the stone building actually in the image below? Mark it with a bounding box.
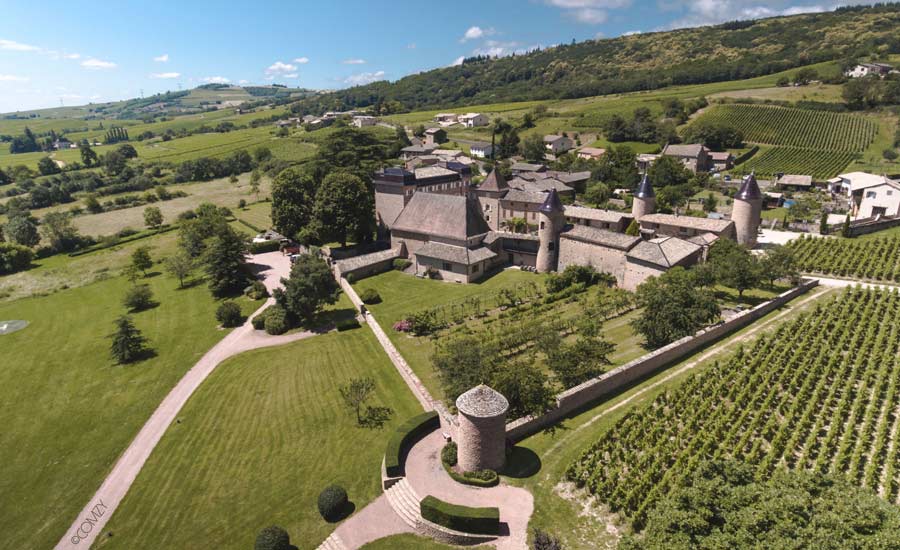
[537,189,566,273]
[661,143,711,173]
[455,385,509,472]
[631,174,656,221]
[732,172,763,247]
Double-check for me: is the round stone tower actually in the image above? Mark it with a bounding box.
[455,385,509,472]
[536,188,565,273]
[733,172,763,247]
[632,173,656,220]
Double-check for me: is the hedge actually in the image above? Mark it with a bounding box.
[336,318,361,331]
[734,145,760,165]
[248,239,281,254]
[440,443,499,487]
[68,224,177,257]
[384,411,440,477]
[420,495,500,535]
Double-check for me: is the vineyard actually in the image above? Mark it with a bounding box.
[568,287,900,529]
[695,104,877,151]
[742,146,857,179]
[787,234,900,281]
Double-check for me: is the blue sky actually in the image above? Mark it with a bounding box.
[0,0,865,113]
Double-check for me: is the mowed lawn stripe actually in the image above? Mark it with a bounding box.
[94,329,422,550]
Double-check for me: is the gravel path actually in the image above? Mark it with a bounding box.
[53,252,321,550]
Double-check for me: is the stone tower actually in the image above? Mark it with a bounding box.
[632,173,656,220]
[474,169,509,231]
[536,188,565,273]
[455,385,509,472]
[733,172,763,247]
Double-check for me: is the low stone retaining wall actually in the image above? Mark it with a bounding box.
[506,278,819,441]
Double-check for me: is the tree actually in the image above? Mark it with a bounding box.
[395,126,411,147]
[131,246,153,276]
[37,157,60,176]
[117,143,138,159]
[584,182,610,207]
[339,377,376,423]
[758,244,798,286]
[273,253,340,324]
[842,212,852,237]
[164,250,194,288]
[177,202,231,258]
[708,239,761,297]
[84,194,103,214]
[0,242,34,274]
[792,67,818,85]
[203,226,248,297]
[4,211,40,247]
[521,134,545,162]
[40,211,81,253]
[249,169,261,200]
[594,145,639,189]
[271,167,316,240]
[104,150,127,176]
[313,171,373,247]
[216,301,243,327]
[254,526,291,550]
[647,155,691,188]
[625,218,640,236]
[545,332,615,388]
[0,167,9,185]
[702,192,718,213]
[143,206,163,231]
[80,142,98,167]
[819,210,829,235]
[108,315,149,364]
[631,267,719,349]
[123,284,154,312]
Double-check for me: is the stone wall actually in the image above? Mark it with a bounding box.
[622,257,667,291]
[505,279,819,441]
[558,238,628,285]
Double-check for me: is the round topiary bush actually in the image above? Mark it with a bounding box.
[441,441,458,466]
[359,288,381,304]
[251,307,270,330]
[254,525,291,550]
[317,484,348,521]
[216,301,243,327]
[244,280,269,300]
[264,305,289,335]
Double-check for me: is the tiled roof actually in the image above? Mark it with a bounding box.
[626,236,701,268]
[662,143,707,158]
[480,170,509,193]
[564,205,629,223]
[561,225,640,251]
[775,174,813,187]
[511,177,574,194]
[635,174,655,199]
[415,242,497,265]
[687,232,720,246]
[334,247,403,273]
[483,231,540,245]
[503,188,548,204]
[456,384,509,417]
[392,193,490,241]
[414,166,459,179]
[539,188,564,214]
[640,213,735,233]
[510,162,546,172]
[736,172,763,201]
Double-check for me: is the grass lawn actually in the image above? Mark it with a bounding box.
[360,534,492,549]
[234,200,273,231]
[93,328,424,550]
[353,269,547,400]
[501,287,833,549]
[0,265,262,550]
[762,206,788,221]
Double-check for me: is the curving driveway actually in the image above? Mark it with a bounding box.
[54,252,319,550]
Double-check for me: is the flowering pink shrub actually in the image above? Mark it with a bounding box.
[393,319,412,332]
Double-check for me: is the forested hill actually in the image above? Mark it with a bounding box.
[293,3,900,114]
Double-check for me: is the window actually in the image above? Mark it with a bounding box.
[888,190,894,196]
[540,221,545,230]
[680,227,689,234]
[486,214,490,222]
[866,191,877,198]
[548,242,555,251]
[442,262,452,271]
[472,264,479,273]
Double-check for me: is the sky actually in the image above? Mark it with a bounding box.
[0,0,870,113]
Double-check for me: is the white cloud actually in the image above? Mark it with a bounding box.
[544,0,631,24]
[153,53,169,62]
[201,76,230,84]
[294,56,310,64]
[460,26,496,42]
[622,30,642,36]
[151,72,181,79]
[343,70,386,86]
[471,40,542,58]
[0,39,40,52]
[0,74,29,82]
[63,52,80,59]
[451,56,465,66]
[661,1,844,29]
[342,58,366,64]
[265,61,297,76]
[81,58,116,70]
[283,73,298,78]
[238,79,249,85]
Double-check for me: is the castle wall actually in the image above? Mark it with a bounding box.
[558,239,628,285]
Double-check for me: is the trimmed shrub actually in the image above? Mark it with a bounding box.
[244,280,269,299]
[123,284,154,312]
[441,441,458,466]
[359,288,381,304]
[441,441,499,487]
[336,318,361,331]
[420,495,500,535]
[385,411,440,477]
[216,301,243,327]
[251,307,270,330]
[317,485,348,521]
[254,525,291,550]
[264,305,289,335]
[249,239,281,254]
[393,258,412,271]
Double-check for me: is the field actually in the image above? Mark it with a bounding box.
[787,234,900,281]
[567,287,900,529]
[742,145,858,179]
[93,328,423,550]
[0,250,262,550]
[234,200,273,230]
[708,83,845,103]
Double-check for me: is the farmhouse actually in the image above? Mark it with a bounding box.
[351,115,378,127]
[845,62,893,78]
[458,113,489,127]
[774,174,813,191]
[423,127,447,146]
[709,151,735,171]
[433,113,458,124]
[544,135,575,154]
[855,179,900,218]
[577,147,606,160]
[469,142,493,158]
[661,143,711,173]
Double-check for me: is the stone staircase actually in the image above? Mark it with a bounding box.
[316,532,348,550]
[384,477,422,528]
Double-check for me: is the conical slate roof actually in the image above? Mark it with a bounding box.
[456,384,509,418]
[635,173,655,199]
[736,172,762,201]
[479,169,508,192]
[538,188,564,214]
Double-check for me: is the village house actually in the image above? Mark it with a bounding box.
[510,162,547,176]
[508,177,576,199]
[351,115,378,127]
[845,62,894,78]
[423,127,447,146]
[544,135,575,155]
[458,113,489,127]
[400,144,436,160]
[661,143,712,173]
[469,142,493,158]
[577,147,606,160]
[774,174,813,191]
[433,113,458,124]
[709,151,735,171]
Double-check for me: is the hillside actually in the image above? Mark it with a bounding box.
[292,4,900,114]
